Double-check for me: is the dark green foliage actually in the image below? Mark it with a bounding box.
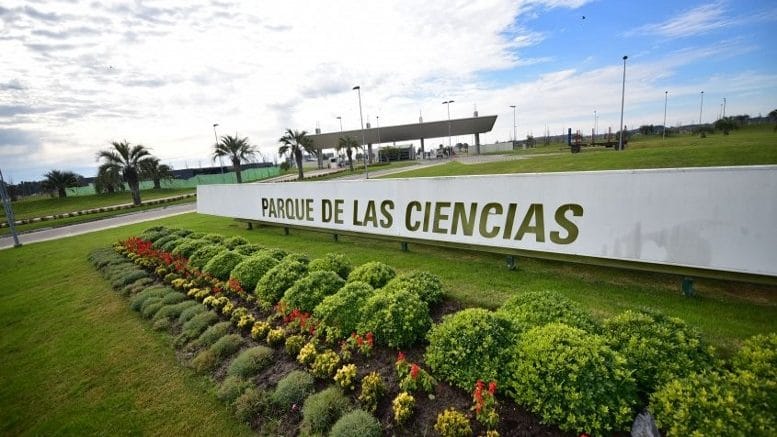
[233,243,264,256]
[255,260,307,305]
[223,236,249,249]
[152,234,178,250]
[497,290,599,334]
[202,233,225,243]
[112,270,148,289]
[178,304,206,324]
[347,261,395,289]
[425,308,513,390]
[195,322,232,347]
[284,335,306,357]
[358,289,431,347]
[329,409,381,437]
[152,300,197,322]
[301,387,351,435]
[282,271,345,313]
[227,346,274,378]
[141,298,165,319]
[193,334,243,372]
[233,387,271,424]
[272,370,315,408]
[383,271,444,304]
[129,286,172,311]
[138,228,169,242]
[308,253,353,279]
[152,317,171,331]
[188,244,226,270]
[187,231,205,239]
[202,251,245,281]
[283,252,309,265]
[171,239,209,258]
[508,323,637,435]
[177,311,219,345]
[160,292,186,305]
[603,309,715,394]
[121,277,153,297]
[160,237,185,253]
[229,254,279,291]
[258,247,288,260]
[313,281,374,340]
[171,229,192,237]
[217,375,251,403]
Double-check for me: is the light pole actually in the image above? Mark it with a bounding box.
[699,91,704,125]
[593,109,597,139]
[443,100,454,158]
[0,167,21,247]
[723,97,726,118]
[618,55,628,151]
[336,116,343,132]
[336,116,343,164]
[509,105,518,149]
[213,123,226,182]
[352,86,369,178]
[663,91,668,141]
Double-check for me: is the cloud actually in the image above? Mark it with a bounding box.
[0,79,25,91]
[625,2,775,39]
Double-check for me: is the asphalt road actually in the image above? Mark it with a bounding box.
[0,202,196,251]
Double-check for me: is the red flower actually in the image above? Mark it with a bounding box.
[410,363,420,379]
[356,335,363,346]
[365,332,374,346]
[396,351,406,363]
[488,381,497,395]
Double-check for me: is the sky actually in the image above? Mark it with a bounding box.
[1,0,776,182]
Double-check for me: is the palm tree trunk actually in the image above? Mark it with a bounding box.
[347,150,354,171]
[153,178,161,189]
[233,159,243,184]
[58,187,67,198]
[295,150,304,180]
[129,180,141,205]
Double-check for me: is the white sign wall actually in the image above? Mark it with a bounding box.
[197,166,777,278]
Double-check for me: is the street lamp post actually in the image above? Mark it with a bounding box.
[663,91,668,141]
[353,86,369,179]
[723,97,726,118]
[509,105,518,149]
[443,100,454,158]
[213,123,226,182]
[618,55,628,151]
[593,109,597,139]
[699,91,704,125]
[336,116,343,132]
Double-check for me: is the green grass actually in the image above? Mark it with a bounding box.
[383,125,777,178]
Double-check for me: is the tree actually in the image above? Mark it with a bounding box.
[278,129,311,180]
[769,109,777,131]
[212,135,257,184]
[94,166,124,194]
[96,140,152,205]
[139,157,174,189]
[714,117,738,135]
[42,170,81,198]
[336,136,359,171]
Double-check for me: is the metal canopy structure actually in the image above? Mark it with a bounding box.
[307,115,498,149]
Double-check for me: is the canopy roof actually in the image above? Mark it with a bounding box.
[307,115,497,149]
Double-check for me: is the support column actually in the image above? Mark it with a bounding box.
[420,138,425,158]
[474,133,481,155]
[367,144,373,164]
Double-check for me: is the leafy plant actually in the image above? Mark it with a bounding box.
[283,252,309,265]
[177,311,219,345]
[732,333,777,379]
[496,290,599,334]
[229,254,279,291]
[434,408,472,437]
[282,271,345,313]
[311,350,341,379]
[233,243,264,256]
[297,340,318,366]
[233,387,271,424]
[329,409,382,437]
[383,271,444,304]
[472,380,499,430]
[202,250,245,281]
[250,321,271,341]
[308,252,353,280]
[284,334,306,357]
[301,386,351,435]
[266,328,285,347]
[258,247,288,260]
[313,281,374,340]
[217,375,251,403]
[255,260,307,305]
[357,372,385,413]
[358,289,431,348]
[392,392,414,425]
[192,334,243,372]
[195,321,232,348]
[188,244,226,270]
[223,236,249,249]
[227,346,274,378]
[202,233,225,243]
[396,353,436,393]
[272,370,315,409]
[171,239,209,258]
[178,304,206,324]
[347,261,395,288]
[334,364,358,391]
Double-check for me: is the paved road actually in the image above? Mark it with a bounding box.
[0,203,195,250]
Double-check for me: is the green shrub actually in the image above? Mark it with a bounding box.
[217,375,251,403]
[383,271,444,304]
[280,253,307,265]
[227,346,274,378]
[233,243,263,256]
[358,289,431,347]
[152,234,178,250]
[311,350,341,379]
[272,370,315,409]
[138,228,169,242]
[211,334,244,358]
[188,244,227,270]
[229,254,279,291]
[171,229,192,237]
[309,253,353,279]
[152,317,171,331]
[202,251,245,281]
[255,260,308,305]
[191,349,218,372]
[314,281,374,340]
[329,409,381,437]
[160,237,185,253]
[425,308,513,390]
[171,239,209,258]
[392,392,414,424]
[508,323,637,434]
[176,311,219,345]
[497,290,599,334]
[732,333,777,379]
[434,408,471,437]
[259,247,288,260]
[603,309,715,394]
[187,231,205,239]
[121,277,153,297]
[357,372,385,413]
[223,236,249,249]
[196,321,232,347]
[160,291,186,305]
[112,270,148,289]
[129,286,172,311]
[233,387,271,424]
[152,300,197,323]
[202,233,225,243]
[140,297,165,319]
[282,271,345,313]
[302,387,351,435]
[347,261,395,288]
[284,335,306,357]
[178,304,206,323]
[650,369,775,436]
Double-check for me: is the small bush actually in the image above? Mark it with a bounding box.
[285,335,306,357]
[434,408,471,437]
[283,252,310,265]
[347,261,395,288]
[425,308,513,390]
[383,271,444,305]
[255,260,308,305]
[272,370,315,409]
[233,387,271,424]
[217,375,251,403]
[223,235,249,249]
[283,271,345,313]
[311,350,341,379]
[314,281,374,340]
[210,333,244,358]
[496,290,599,334]
[301,386,351,435]
[129,286,172,311]
[202,250,245,281]
[358,289,431,348]
[250,321,271,341]
[508,323,636,434]
[188,244,227,270]
[161,291,186,305]
[732,333,777,379]
[227,346,274,378]
[177,311,219,345]
[308,253,353,279]
[113,270,148,288]
[266,328,285,346]
[334,364,358,391]
[259,247,288,260]
[152,234,178,250]
[358,372,385,413]
[152,300,197,323]
[202,233,225,243]
[392,392,414,424]
[195,321,232,347]
[178,304,206,324]
[229,254,279,292]
[233,243,264,256]
[141,298,165,319]
[152,317,171,331]
[187,231,205,239]
[191,349,218,372]
[160,237,185,253]
[171,239,209,258]
[329,409,381,437]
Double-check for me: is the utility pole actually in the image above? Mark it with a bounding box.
[618,55,628,151]
[0,167,21,247]
[663,91,668,141]
[353,86,369,178]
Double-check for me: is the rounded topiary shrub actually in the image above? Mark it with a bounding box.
[259,247,288,261]
[308,253,353,280]
[171,239,209,258]
[233,387,271,424]
[282,271,345,313]
[151,234,178,250]
[508,323,637,435]
[603,309,715,394]
[425,308,513,390]
[382,271,444,305]
[171,229,192,237]
[348,261,395,289]
[160,237,186,253]
[358,289,431,348]
[217,375,251,403]
[329,409,381,437]
[233,243,264,256]
[255,260,308,305]
[202,233,225,243]
[272,370,315,409]
[732,333,777,379]
[496,290,599,335]
[195,321,232,347]
[188,244,227,270]
[301,386,351,435]
[202,250,245,280]
[229,254,280,291]
[223,236,249,249]
[313,281,374,340]
[227,346,274,378]
[187,231,205,239]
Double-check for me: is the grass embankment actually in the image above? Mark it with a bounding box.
[314,160,419,181]
[385,125,777,178]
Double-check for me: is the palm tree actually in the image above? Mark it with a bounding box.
[140,157,174,189]
[42,170,81,198]
[336,136,359,171]
[94,166,124,194]
[278,129,311,180]
[212,135,257,183]
[96,140,152,205]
